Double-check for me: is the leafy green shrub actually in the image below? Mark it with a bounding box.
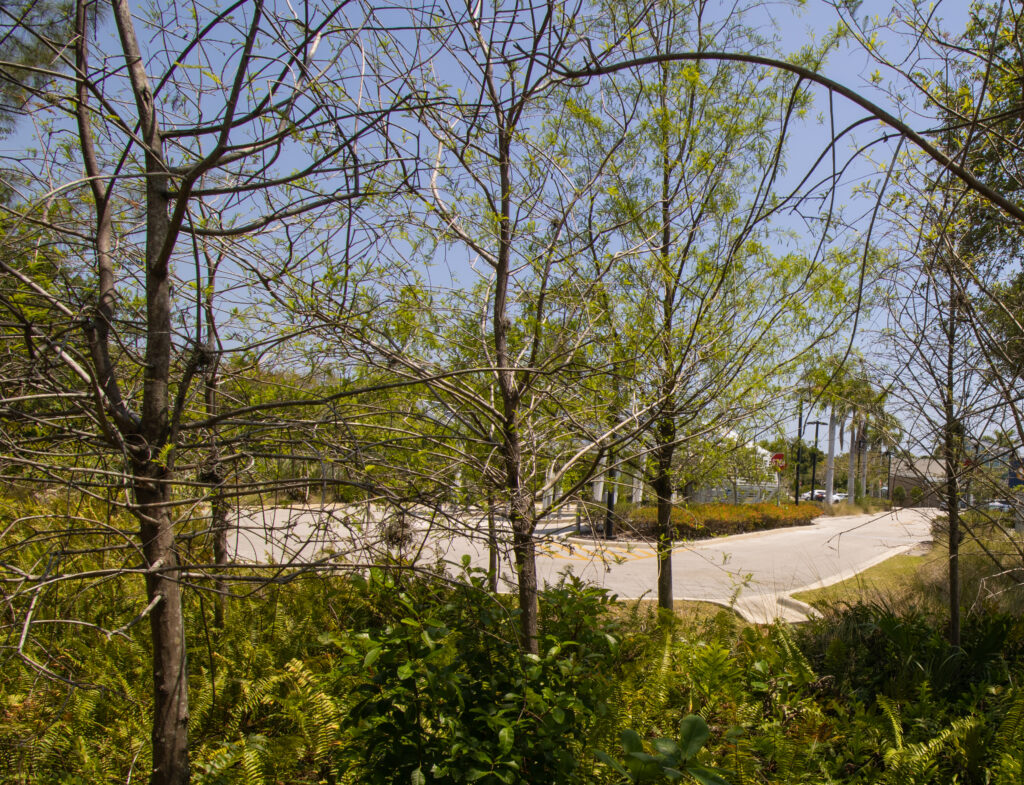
[7,493,1024,785]
[595,716,728,784]
[796,601,1024,702]
[336,567,621,784]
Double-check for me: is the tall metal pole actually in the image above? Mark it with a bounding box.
[794,400,803,504]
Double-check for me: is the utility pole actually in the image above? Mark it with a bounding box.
[795,400,804,504]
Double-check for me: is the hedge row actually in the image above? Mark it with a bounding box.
[619,502,818,540]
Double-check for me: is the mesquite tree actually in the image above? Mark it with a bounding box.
[0,1,411,781]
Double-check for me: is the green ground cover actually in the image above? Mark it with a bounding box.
[4,570,1024,783]
[795,512,1024,618]
[4,499,1024,784]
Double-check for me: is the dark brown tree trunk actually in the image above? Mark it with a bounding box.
[200,458,229,628]
[655,430,676,610]
[491,125,540,654]
[112,1,191,777]
[500,421,539,653]
[511,507,539,653]
[201,302,227,627]
[487,492,498,593]
[944,277,961,648]
[135,477,190,785]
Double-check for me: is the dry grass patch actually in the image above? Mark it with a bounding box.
[793,548,935,610]
[795,516,1024,616]
[609,598,745,628]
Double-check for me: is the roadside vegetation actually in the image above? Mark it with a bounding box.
[796,511,1024,618]
[3,494,1023,784]
[615,503,819,541]
[4,0,1024,782]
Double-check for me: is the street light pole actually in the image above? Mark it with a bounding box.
[795,400,804,505]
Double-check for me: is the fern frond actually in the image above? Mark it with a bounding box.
[627,633,674,728]
[881,715,981,785]
[877,695,903,750]
[241,733,269,785]
[194,738,245,785]
[994,690,1024,756]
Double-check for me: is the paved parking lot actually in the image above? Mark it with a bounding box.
[229,504,936,623]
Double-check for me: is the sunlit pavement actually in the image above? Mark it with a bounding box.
[229,504,936,624]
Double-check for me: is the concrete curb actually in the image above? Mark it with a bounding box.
[787,540,933,596]
[561,518,826,551]
[559,508,925,552]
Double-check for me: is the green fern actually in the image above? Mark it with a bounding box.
[877,695,904,751]
[626,633,675,730]
[240,734,268,785]
[771,623,816,685]
[881,715,981,785]
[993,689,1024,755]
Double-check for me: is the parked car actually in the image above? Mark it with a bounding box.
[938,499,964,512]
[985,499,1012,512]
[802,489,842,503]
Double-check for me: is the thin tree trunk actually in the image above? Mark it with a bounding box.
[944,278,961,648]
[859,425,869,500]
[492,124,538,653]
[134,481,190,785]
[654,435,675,610]
[604,461,616,539]
[509,483,539,653]
[112,1,190,778]
[592,456,605,505]
[200,278,227,626]
[199,451,228,627]
[825,407,837,504]
[847,416,857,500]
[487,492,498,593]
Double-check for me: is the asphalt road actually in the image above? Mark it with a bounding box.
[230,504,935,623]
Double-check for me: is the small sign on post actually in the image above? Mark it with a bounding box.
[770,453,786,471]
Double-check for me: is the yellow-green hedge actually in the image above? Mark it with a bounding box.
[620,502,818,540]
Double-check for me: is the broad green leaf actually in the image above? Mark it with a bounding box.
[652,736,681,759]
[593,749,630,779]
[620,728,644,754]
[363,646,381,668]
[498,725,514,753]
[679,715,711,760]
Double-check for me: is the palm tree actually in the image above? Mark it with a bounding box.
[804,354,873,508]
